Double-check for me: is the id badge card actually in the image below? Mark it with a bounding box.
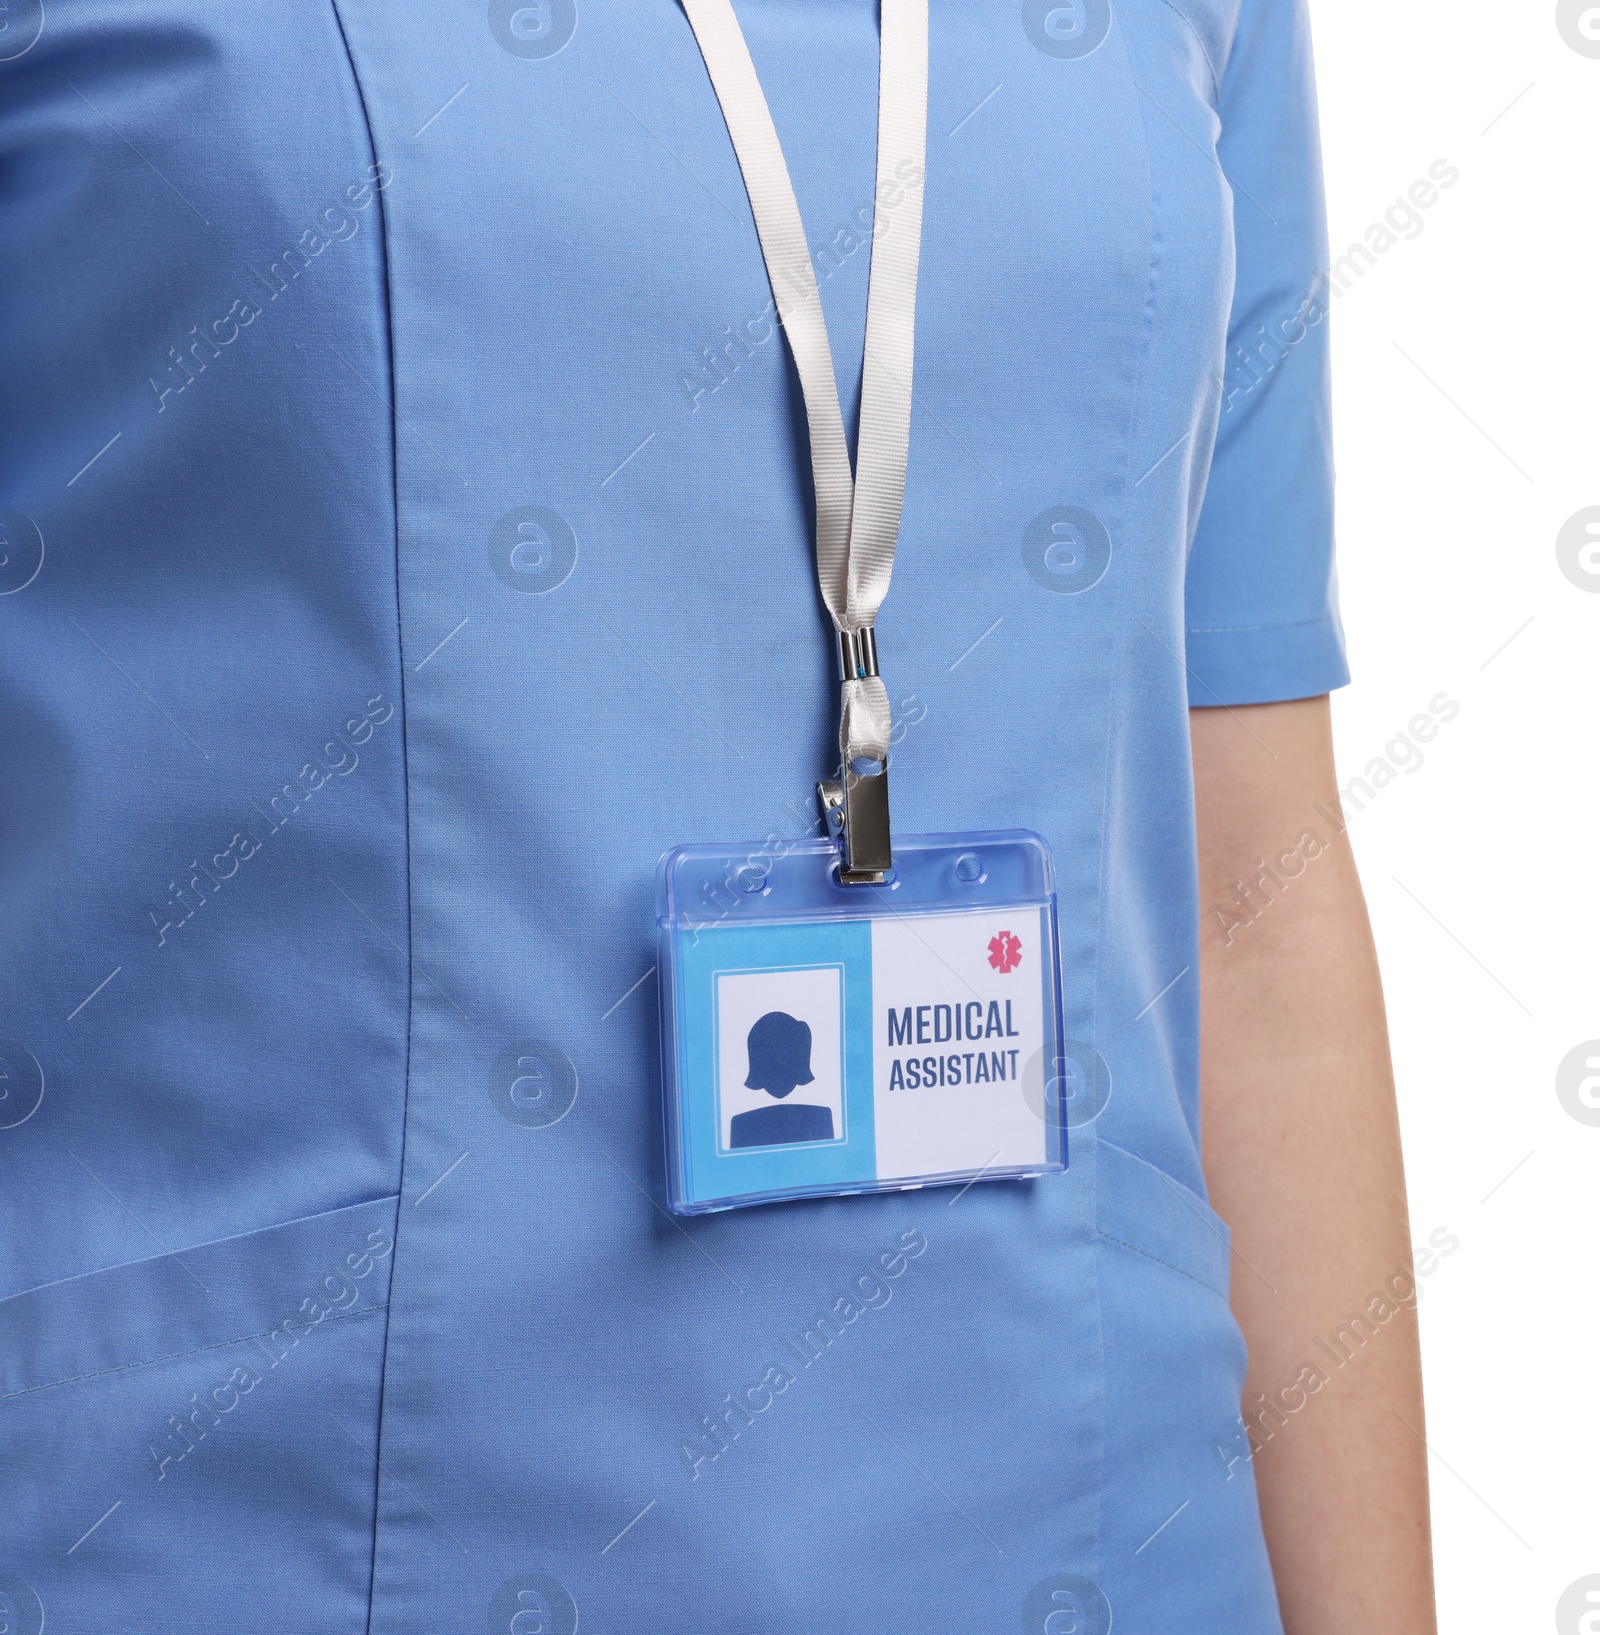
[657,831,1067,1214]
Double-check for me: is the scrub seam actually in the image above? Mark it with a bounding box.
[1185,613,1336,635]
[1083,20,1164,1611]
[1,1304,391,1403]
[1075,17,1166,1604]
[0,1191,403,1310]
[1094,1229,1226,1302]
[324,9,414,1634]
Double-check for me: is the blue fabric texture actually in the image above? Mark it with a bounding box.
[0,0,1344,1629]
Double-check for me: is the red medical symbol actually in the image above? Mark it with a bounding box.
[987,930,1023,974]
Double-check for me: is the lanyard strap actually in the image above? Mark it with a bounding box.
[681,0,928,881]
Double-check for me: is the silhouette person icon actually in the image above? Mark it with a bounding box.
[730,1011,836,1149]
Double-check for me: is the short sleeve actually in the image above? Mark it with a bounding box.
[1184,0,1349,706]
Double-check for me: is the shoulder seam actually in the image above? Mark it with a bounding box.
[1157,0,1223,100]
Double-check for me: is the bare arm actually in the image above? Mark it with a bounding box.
[1191,695,1436,1634]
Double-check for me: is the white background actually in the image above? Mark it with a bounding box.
[1307,3,1599,1627]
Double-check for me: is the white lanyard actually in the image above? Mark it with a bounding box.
[681,0,928,880]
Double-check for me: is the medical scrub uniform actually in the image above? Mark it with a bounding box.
[0,1,1347,1630]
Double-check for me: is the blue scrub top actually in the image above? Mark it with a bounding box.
[0,2,1345,1631]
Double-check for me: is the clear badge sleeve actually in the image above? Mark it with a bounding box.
[656,831,1068,1214]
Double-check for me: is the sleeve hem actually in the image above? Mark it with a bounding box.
[1183,614,1350,707]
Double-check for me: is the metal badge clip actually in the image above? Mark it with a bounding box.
[821,624,891,883]
[822,765,890,884]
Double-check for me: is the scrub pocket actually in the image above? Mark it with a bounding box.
[1094,1141,1284,1634]
[0,1195,398,1635]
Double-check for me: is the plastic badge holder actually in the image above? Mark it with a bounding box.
[657,831,1067,1214]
